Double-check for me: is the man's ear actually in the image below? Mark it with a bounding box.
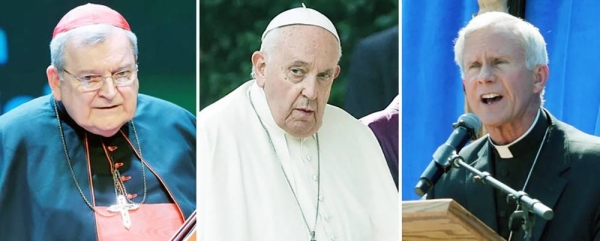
[533,65,549,94]
[333,65,341,79]
[47,65,62,101]
[251,51,267,87]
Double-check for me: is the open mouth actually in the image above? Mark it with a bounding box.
[481,93,503,104]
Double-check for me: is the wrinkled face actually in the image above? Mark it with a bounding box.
[253,25,341,138]
[462,27,546,129]
[47,30,139,137]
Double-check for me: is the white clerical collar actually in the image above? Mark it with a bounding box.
[489,109,541,158]
[248,81,316,141]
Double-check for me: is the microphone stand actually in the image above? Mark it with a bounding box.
[448,153,554,241]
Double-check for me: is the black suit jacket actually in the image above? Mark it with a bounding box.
[428,110,600,241]
[344,26,399,119]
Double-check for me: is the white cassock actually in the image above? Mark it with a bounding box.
[198,80,399,241]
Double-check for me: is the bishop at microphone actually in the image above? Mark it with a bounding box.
[423,11,600,241]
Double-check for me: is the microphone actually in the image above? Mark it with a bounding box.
[414,113,482,196]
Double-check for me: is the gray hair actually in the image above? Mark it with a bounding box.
[454,12,548,77]
[50,24,138,73]
[250,26,342,79]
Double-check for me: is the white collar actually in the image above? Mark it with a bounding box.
[489,109,541,158]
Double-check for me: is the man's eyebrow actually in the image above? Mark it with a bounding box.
[319,69,334,75]
[289,60,309,67]
[72,64,134,75]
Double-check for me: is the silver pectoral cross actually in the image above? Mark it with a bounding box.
[107,195,139,229]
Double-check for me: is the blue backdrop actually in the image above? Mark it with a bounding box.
[402,0,600,200]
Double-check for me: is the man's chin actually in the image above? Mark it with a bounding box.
[84,122,128,137]
[285,122,321,138]
[90,128,121,137]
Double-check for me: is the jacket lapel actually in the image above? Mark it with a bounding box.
[525,119,569,241]
[464,141,499,231]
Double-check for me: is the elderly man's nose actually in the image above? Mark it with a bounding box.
[98,79,118,99]
[302,78,318,100]
[477,65,495,83]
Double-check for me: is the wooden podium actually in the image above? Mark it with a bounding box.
[403,199,505,241]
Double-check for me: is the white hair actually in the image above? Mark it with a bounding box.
[50,24,138,72]
[454,11,548,77]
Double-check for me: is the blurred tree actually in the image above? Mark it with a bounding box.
[200,0,398,109]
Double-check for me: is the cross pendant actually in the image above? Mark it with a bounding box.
[107,194,139,229]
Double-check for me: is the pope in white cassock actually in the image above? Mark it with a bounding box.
[198,5,399,241]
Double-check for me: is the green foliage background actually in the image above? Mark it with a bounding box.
[200,0,398,109]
